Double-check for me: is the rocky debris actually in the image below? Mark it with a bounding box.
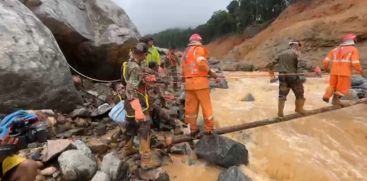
[41,166,58,177]
[42,139,73,162]
[169,142,192,155]
[92,171,111,181]
[101,152,129,181]
[57,128,85,138]
[75,118,90,127]
[139,168,170,181]
[73,140,94,159]
[91,103,113,117]
[58,150,97,181]
[23,0,140,80]
[0,0,82,113]
[87,138,110,155]
[351,76,367,98]
[196,135,249,168]
[218,166,250,181]
[70,107,91,118]
[241,93,255,102]
[94,124,107,136]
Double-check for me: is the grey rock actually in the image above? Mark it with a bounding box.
[94,124,107,136]
[58,150,97,181]
[0,0,82,113]
[92,171,110,181]
[24,0,140,80]
[196,135,249,168]
[72,140,93,159]
[101,152,129,181]
[91,103,112,117]
[70,107,91,118]
[241,93,255,102]
[170,142,192,155]
[218,166,250,181]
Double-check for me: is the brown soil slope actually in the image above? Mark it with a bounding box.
[209,0,367,69]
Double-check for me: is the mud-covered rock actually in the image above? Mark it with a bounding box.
[241,93,255,102]
[23,0,140,80]
[0,0,82,113]
[218,166,250,181]
[87,138,110,154]
[196,135,249,168]
[58,150,97,181]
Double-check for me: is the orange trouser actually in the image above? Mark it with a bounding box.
[324,75,351,99]
[184,88,214,132]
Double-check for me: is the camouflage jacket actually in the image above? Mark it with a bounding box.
[267,49,314,74]
[124,60,145,101]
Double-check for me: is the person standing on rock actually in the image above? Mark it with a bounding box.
[267,40,321,117]
[144,36,161,66]
[122,42,161,170]
[182,34,218,136]
[322,34,364,105]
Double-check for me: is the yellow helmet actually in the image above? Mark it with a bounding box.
[2,155,25,177]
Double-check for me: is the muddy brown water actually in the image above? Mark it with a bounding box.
[164,72,367,181]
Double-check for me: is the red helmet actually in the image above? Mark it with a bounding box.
[189,34,202,42]
[342,33,357,42]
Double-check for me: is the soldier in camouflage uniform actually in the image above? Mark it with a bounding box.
[267,40,321,117]
[122,42,161,170]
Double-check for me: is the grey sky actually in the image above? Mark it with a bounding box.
[112,0,232,35]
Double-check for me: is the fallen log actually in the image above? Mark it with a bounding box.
[169,98,367,145]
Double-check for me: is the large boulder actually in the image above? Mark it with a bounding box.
[58,150,97,181]
[101,152,129,181]
[0,0,82,113]
[196,135,249,168]
[24,0,140,80]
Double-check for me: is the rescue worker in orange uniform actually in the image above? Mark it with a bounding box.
[323,34,364,105]
[182,34,218,136]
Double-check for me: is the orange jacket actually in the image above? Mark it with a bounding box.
[182,45,210,90]
[323,45,362,76]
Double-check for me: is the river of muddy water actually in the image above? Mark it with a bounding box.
[164,72,367,181]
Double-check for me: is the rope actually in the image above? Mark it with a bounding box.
[66,60,121,83]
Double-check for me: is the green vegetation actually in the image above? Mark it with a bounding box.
[152,0,295,48]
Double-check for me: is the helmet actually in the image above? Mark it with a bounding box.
[189,34,202,42]
[2,155,26,176]
[133,42,148,54]
[289,40,301,47]
[342,33,357,42]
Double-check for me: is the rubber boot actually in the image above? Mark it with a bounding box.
[278,100,286,117]
[140,137,161,170]
[331,94,342,106]
[122,138,137,157]
[295,98,306,115]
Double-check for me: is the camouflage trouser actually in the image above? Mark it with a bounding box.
[124,94,150,139]
[278,75,304,101]
[168,66,179,90]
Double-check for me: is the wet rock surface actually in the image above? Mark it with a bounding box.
[196,135,249,168]
[23,0,140,80]
[0,0,82,113]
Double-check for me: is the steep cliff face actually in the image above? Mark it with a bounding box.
[208,0,367,69]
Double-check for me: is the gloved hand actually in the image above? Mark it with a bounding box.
[313,66,322,77]
[144,75,157,83]
[130,99,145,122]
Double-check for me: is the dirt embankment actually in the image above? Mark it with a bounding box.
[207,0,367,69]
